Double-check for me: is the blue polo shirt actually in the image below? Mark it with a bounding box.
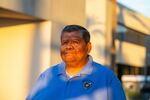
[26,56,126,100]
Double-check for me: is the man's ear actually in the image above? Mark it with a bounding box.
[87,42,92,53]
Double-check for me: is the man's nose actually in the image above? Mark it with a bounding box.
[66,42,74,50]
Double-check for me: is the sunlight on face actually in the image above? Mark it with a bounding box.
[60,31,90,63]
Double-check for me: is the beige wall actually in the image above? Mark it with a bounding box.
[0,0,50,20]
[0,21,51,100]
[0,1,86,100]
[0,0,85,24]
[86,0,107,65]
[50,0,85,25]
[118,3,150,35]
[115,40,146,67]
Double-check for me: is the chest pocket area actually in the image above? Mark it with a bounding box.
[67,79,96,97]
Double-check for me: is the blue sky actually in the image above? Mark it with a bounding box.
[118,0,150,18]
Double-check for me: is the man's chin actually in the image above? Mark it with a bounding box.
[63,58,76,63]
[62,55,77,62]
[64,59,75,62]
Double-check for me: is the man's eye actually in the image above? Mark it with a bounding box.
[62,41,67,45]
[62,40,79,45]
[73,40,79,44]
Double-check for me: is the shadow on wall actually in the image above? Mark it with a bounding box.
[50,22,65,65]
[0,18,39,27]
[86,15,106,64]
[29,22,42,89]
[29,21,66,90]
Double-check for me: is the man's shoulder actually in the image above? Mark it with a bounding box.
[92,61,118,83]
[46,63,60,71]
[39,63,61,77]
[92,61,114,76]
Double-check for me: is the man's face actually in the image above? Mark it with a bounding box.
[60,31,91,63]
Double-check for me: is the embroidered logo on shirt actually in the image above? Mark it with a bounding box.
[83,80,92,89]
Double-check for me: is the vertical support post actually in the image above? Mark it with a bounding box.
[144,36,150,82]
[105,0,117,73]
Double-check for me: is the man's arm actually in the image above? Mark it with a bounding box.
[109,73,126,100]
[26,73,46,100]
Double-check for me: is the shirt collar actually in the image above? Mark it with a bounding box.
[56,55,93,76]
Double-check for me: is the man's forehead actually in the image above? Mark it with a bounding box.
[62,31,83,38]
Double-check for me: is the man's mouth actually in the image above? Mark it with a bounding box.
[64,52,74,55]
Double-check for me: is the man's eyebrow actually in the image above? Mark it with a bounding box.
[71,38,81,40]
[61,39,80,42]
[62,36,82,40]
[71,36,83,39]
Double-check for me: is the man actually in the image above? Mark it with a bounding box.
[26,25,126,100]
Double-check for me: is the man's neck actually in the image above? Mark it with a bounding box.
[65,57,89,76]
